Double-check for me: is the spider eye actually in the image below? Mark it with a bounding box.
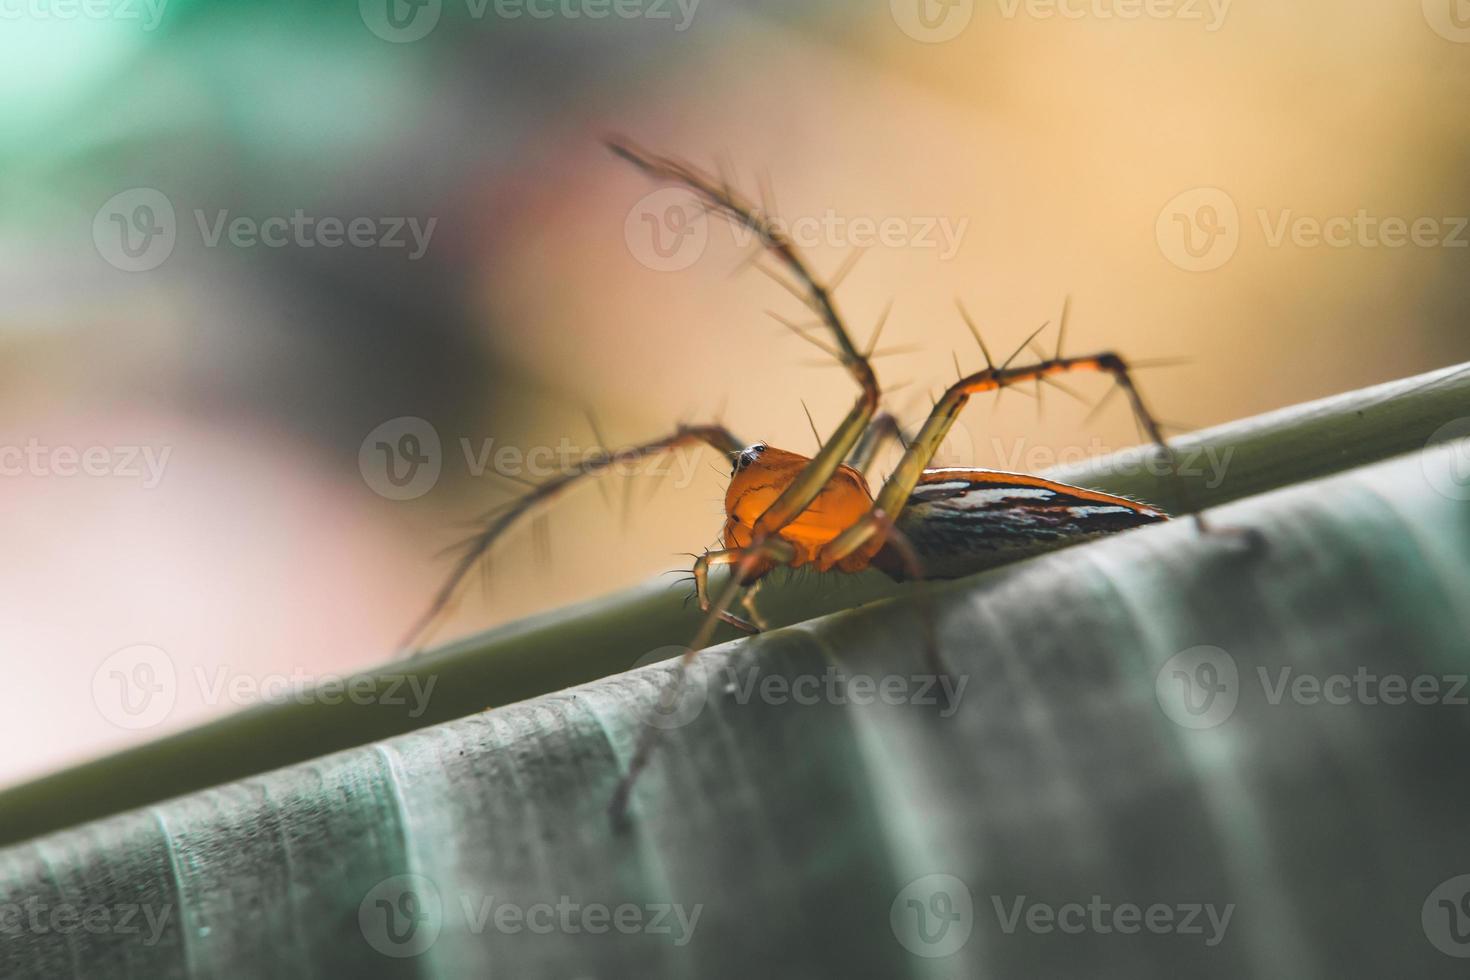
[732,443,766,475]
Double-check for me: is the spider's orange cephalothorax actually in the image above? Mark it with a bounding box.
[722,444,878,574]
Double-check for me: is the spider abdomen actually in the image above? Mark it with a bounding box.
[877,468,1167,580]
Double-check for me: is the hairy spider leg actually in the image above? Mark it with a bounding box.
[819,350,1202,571]
[398,424,745,656]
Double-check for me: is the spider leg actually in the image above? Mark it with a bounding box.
[846,411,910,476]
[809,506,943,675]
[609,538,795,826]
[821,347,1204,572]
[398,423,745,656]
[608,139,881,536]
[691,549,762,634]
[604,143,889,821]
[739,577,771,633]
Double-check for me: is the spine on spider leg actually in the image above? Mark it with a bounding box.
[397,426,744,656]
[605,137,883,539]
[1092,353,1206,524]
[871,389,970,519]
[852,351,1174,543]
[847,412,908,473]
[605,138,875,381]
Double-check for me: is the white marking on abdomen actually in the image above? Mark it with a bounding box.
[1068,505,1134,517]
[949,487,1055,505]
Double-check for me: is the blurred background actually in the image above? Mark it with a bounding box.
[2,0,1467,789]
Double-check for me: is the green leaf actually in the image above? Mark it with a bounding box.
[2,366,1469,977]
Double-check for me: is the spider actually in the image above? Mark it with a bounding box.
[401,139,1200,819]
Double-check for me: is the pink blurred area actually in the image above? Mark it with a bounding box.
[0,408,444,787]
